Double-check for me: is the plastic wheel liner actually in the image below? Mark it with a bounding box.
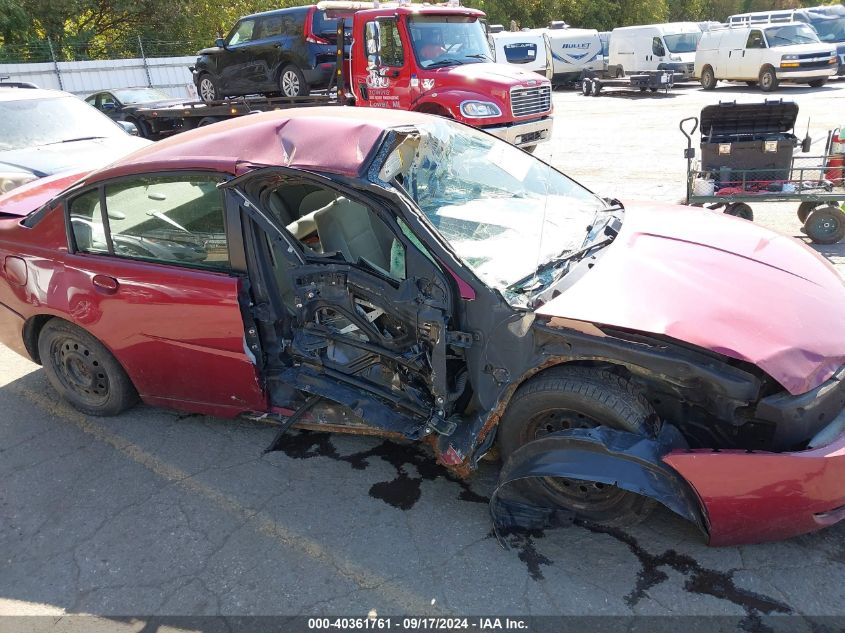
[489,425,709,545]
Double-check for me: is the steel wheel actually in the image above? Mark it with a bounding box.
[49,336,110,407]
[759,66,779,92]
[525,409,631,511]
[805,206,845,245]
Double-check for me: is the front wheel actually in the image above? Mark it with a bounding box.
[805,206,845,245]
[38,319,138,416]
[808,78,828,88]
[198,74,220,102]
[279,65,309,97]
[497,366,659,527]
[759,66,779,92]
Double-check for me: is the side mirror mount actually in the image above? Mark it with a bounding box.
[365,21,381,69]
[117,120,139,136]
[215,37,226,49]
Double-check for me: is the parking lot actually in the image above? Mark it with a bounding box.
[2,80,845,629]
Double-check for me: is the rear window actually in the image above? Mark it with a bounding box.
[312,9,339,37]
[503,43,538,64]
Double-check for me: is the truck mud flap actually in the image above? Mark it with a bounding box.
[489,425,708,545]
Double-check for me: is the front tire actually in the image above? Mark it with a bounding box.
[38,319,138,416]
[700,66,717,90]
[279,65,309,97]
[198,73,220,102]
[808,78,827,88]
[759,66,779,92]
[497,366,658,527]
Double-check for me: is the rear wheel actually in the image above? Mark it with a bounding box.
[198,73,220,102]
[197,116,221,128]
[127,117,151,139]
[497,366,659,527]
[38,319,138,417]
[724,202,754,221]
[759,66,779,92]
[700,66,717,90]
[798,201,821,223]
[808,78,828,88]
[591,80,602,96]
[805,206,845,245]
[581,79,592,96]
[279,65,309,97]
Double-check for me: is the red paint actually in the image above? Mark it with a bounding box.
[0,170,89,217]
[537,201,845,395]
[3,256,27,286]
[664,431,845,545]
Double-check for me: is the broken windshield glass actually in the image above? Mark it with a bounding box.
[384,120,607,301]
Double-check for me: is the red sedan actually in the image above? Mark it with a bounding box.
[2,108,845,546]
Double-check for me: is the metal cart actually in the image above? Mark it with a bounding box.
[681,116,845,245]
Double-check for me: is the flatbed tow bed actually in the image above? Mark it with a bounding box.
[580,69,684,96]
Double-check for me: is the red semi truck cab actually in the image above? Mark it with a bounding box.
[323,1,553,151]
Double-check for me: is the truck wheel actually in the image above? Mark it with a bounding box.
[128,117,151,139]
[700,66,717,90]
[197,117,221,128]
[279,65,309,97]
[808,78,828,88]
[759,66,779,92]
[497,366,659,527]
[38,319,138,417]
[198,74,220,102]
[805,206,845,245]
[798,201,821,223]
[591,80,602,96]
[724,202,754,221]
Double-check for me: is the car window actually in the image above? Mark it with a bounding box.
[260,15,285,39]
[366,19,404,67]
[85,95,97,107]
[69,190,109,254]
[746,30,766,49]
[652,36,666,56]
[70,175,230,270]
[228,19,256,46]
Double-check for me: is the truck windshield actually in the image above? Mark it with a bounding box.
[385,120,607,296]
[408,15,492,68]
[765,24,821,46]
[663,32,701,53]
[811,16,845,43]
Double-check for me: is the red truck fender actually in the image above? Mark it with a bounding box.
[412,89,508,123]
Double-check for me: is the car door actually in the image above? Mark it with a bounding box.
[357,17,412,110]
[220,17,259,94]
[742,29,768,79]
[62,172,267,415]
[99,92,122,120]
[225,168,465,439]
[249,14,286,91]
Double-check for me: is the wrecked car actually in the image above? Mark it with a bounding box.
[2,108,845,546]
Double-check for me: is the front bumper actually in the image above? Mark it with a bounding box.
[658,61,694,79]
[775,66,837,80]
[482,117,553,148]
[664,427,845,545]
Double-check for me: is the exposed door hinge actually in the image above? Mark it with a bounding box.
[446,330,474,348]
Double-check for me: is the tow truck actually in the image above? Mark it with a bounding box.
[128,1,554,151]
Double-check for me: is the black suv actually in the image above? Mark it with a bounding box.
[192,5,344,100]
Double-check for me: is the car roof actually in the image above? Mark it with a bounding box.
[88,107,435,183]
[0,86,76,102]
[243,5,311,20]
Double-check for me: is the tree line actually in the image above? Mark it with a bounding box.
[0,0,836,62]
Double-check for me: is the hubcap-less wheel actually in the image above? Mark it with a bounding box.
[281,70,301,97]
[805,206,845,244]
[526,409,631,511]
[50,336,110,407]
[759,68,778,92]
[199,77,217,102]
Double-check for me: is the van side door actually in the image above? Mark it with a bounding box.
[649,35,666,69]
[741,29,767,79]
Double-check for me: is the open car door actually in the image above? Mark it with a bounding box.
[222,167,471,440]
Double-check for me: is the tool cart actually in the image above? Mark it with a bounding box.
[680,100,845,244]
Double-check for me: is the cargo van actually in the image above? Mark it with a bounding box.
[695,23,837,91]
[490,28,552,77]
[608,22,702,78]
[728,5,845,75]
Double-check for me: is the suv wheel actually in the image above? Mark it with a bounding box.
[700,65,717,90]
[198,74,220,102]
[279,65,309,97]
[497,366,659,527]
[759,66,779,92]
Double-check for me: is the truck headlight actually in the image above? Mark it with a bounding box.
[460,100,502,118]
[0,171,37,194]
[668,54,681,62]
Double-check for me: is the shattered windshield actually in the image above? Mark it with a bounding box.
[383,120,607,297]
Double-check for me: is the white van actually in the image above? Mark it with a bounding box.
[490,29,552,78]
[695,22,837,91]
[545,26,605,83]
[608,22,703,78]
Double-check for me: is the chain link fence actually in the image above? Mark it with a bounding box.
[0,37,207,64]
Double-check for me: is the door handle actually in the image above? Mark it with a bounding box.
[92,274,119,294]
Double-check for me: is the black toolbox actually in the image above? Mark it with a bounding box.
[700,100,799,182]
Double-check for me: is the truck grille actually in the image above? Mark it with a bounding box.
[510,85,551,118]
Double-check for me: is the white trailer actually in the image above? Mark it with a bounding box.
[490,29,552,78]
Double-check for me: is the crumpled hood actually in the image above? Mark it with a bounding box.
[0,136,149,177]
[537,201,845,395]
[432,62,549,90]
